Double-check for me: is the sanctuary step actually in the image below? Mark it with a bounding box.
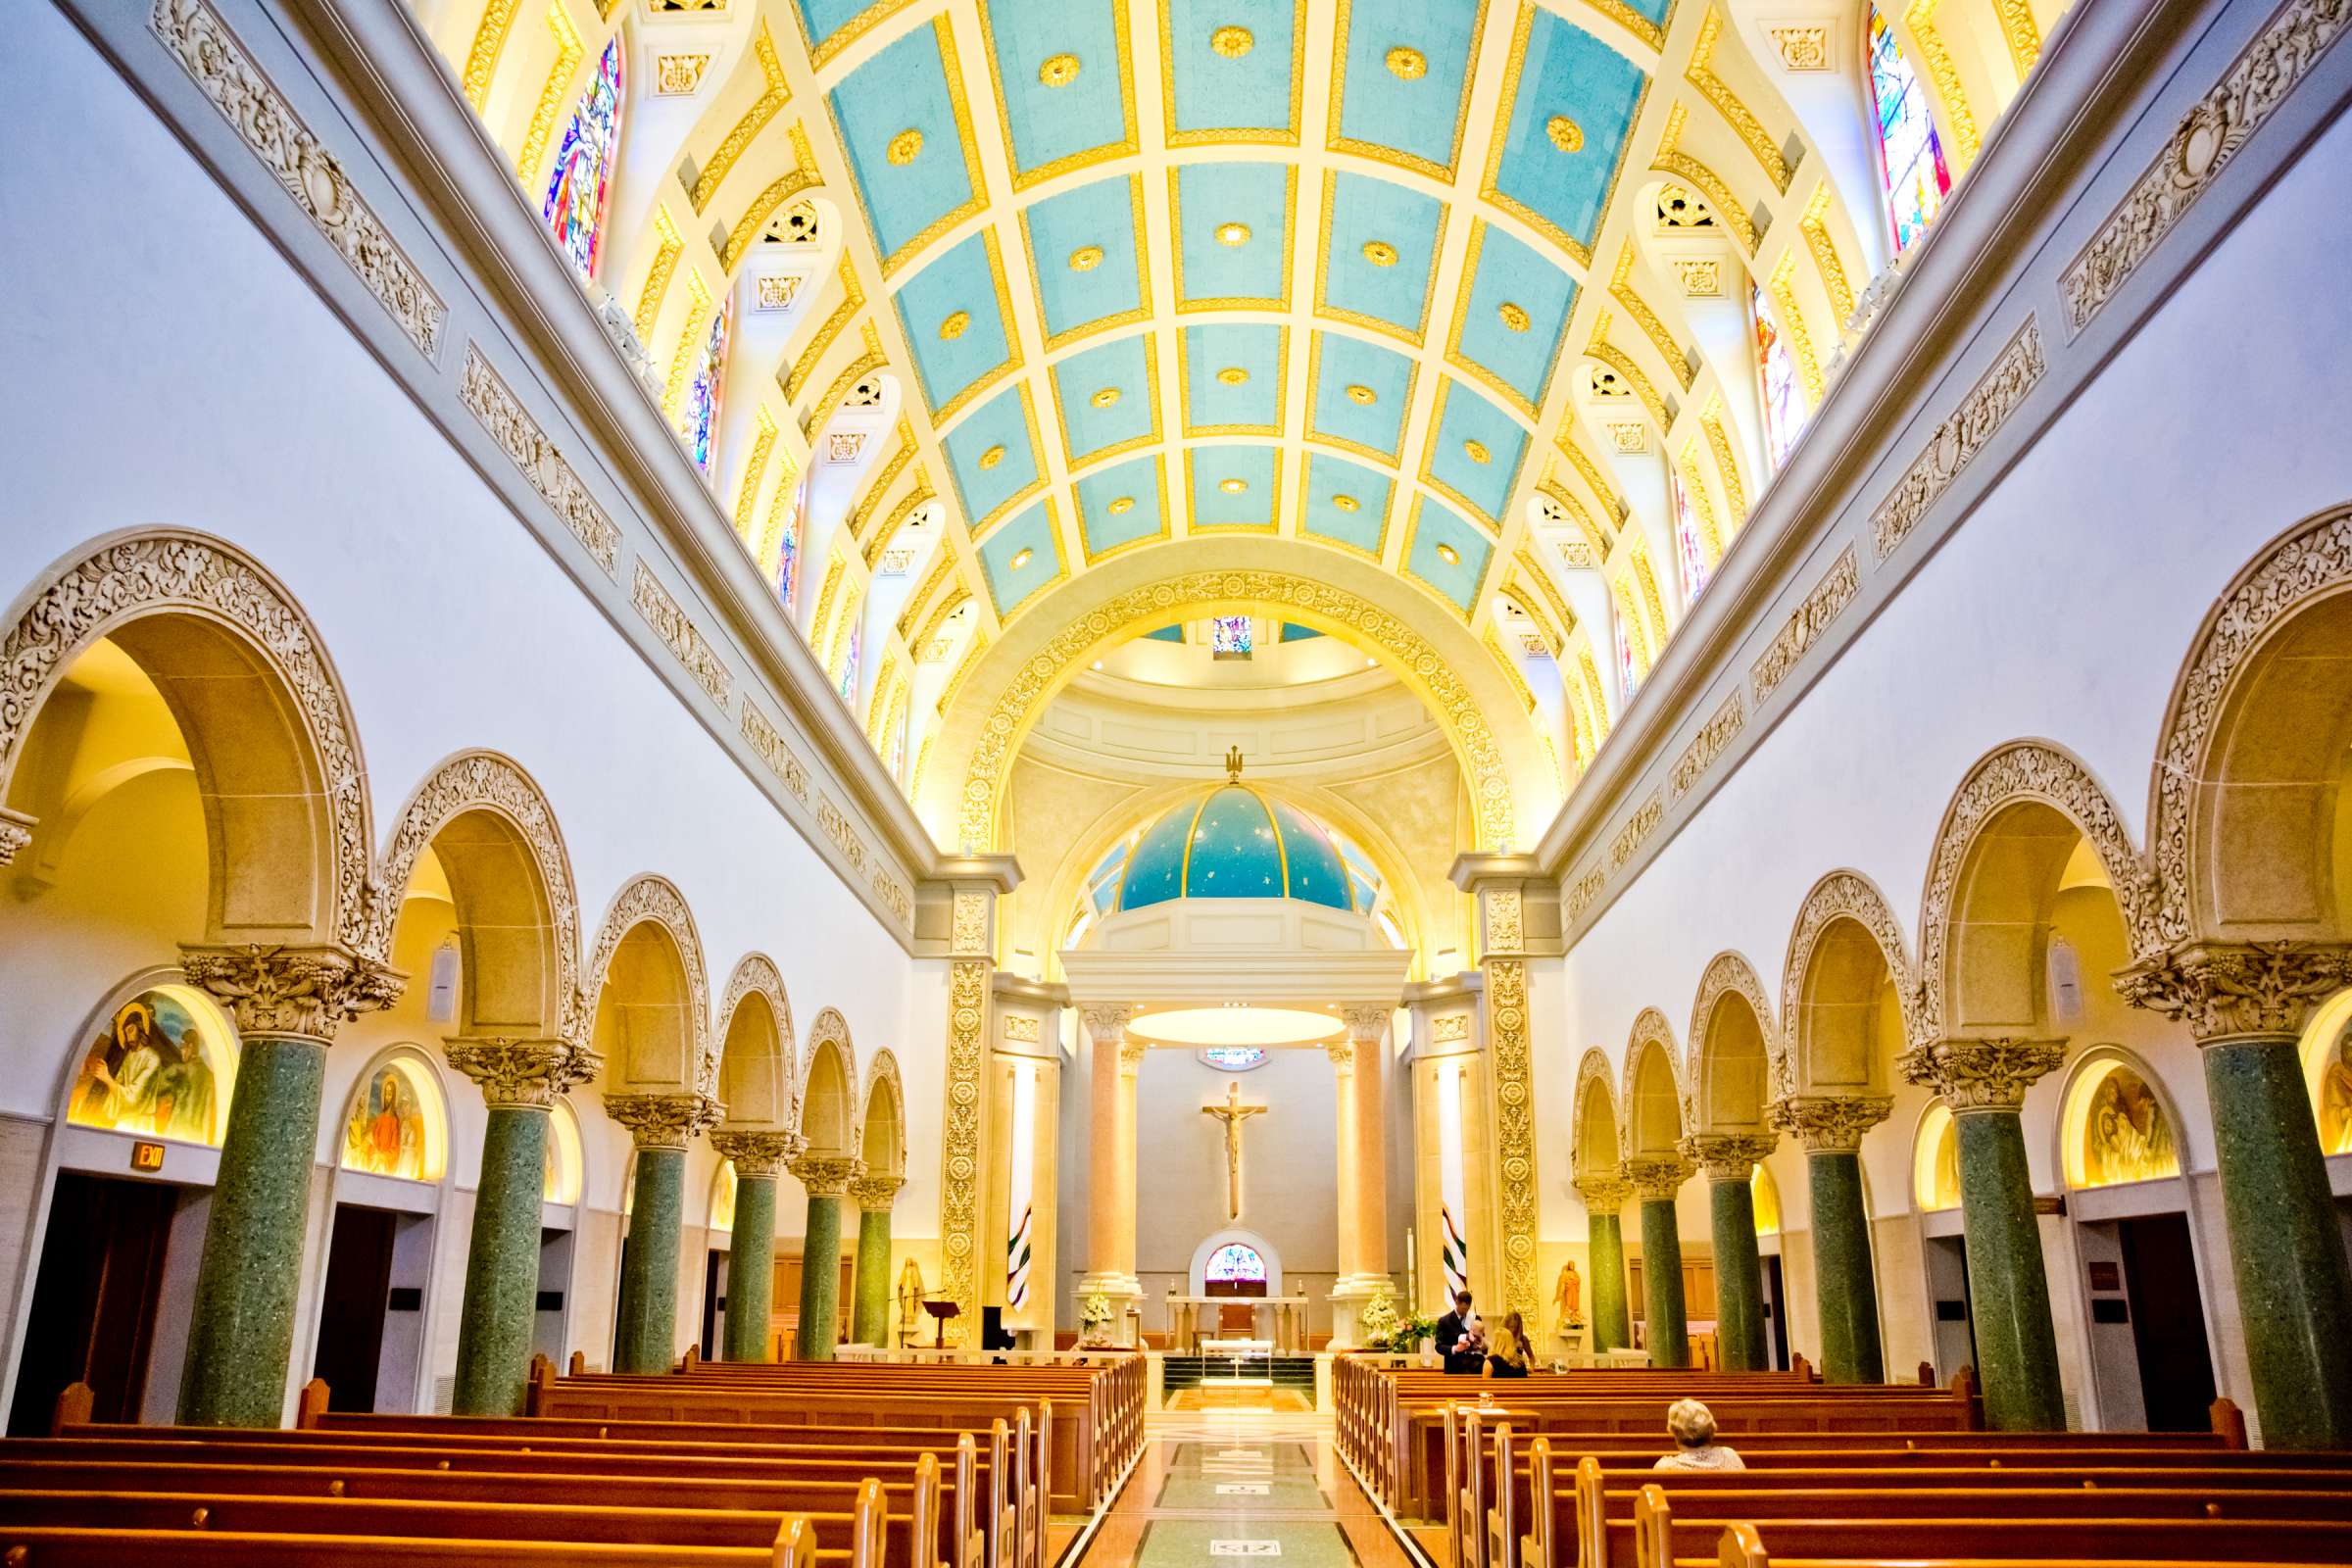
[1160,1355,1316,1394]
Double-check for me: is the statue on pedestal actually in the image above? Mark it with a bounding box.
[1554,1259,1583,1331]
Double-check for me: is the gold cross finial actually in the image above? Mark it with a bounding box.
[1225,745,1245,782]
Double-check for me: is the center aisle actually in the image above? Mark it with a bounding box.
[1078,1411,1420,1568]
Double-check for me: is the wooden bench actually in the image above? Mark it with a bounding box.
[1682,1513,2352,1566]
[0,1524,812,1566]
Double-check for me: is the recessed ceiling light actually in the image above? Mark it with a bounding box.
[1362,239,1398,267]
[1069,245,1104,271]
[939,310,970,340]
[1386,45,1426,78]
[1216,366,1250,385]
[1346,383,1377,405]
[1216,221,1251,246]
[1107,496,1136,515]
[1010,547,1034,568]
[978,445,1005,470]
[1039,52,1081,86]
[1219,477,1247,493]
[1464,439,1492,464]
[1365,657,1377,668]
[1092,386,1122,408]
[1437,543,1460,565]
[1092,661,1104,670]
[886,127,924,166]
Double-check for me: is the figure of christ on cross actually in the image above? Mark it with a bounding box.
[1201,1079,1268,1221]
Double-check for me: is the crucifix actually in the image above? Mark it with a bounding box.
[1201,1079,1268,1221]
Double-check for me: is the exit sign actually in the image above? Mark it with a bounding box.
[129,1141,166,1172]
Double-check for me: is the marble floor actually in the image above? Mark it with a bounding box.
[1074,1412,1422,1568]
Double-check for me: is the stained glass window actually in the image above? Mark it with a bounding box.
[1202,1047,1266,1072]
[837,621,861,706]
[1868,6,1950,253]
[682,296,730,477]
[1752,284,1806,468]
[774,477,805,612]
[1672,467,1709,605]
[1205,1243,1267,1283]
[1613,596,1640,704]
[1210,614,1253,659]
[887,697,909,780]
[542,35,625,282]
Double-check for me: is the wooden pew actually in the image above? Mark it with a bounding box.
[0,1522,812,1567]
[1681,1510,2352,1566]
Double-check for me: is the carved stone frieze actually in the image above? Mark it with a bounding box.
[1484,887,1526,956]
[1767,23,1833,69]
[1486,956,1540,1317]
[848,1173,905,1208]
[791,1153,864,1198]
[937,956,987,1344]
[1002,1013,1041,1043]
[606,1091,721,1150]
[152,0,446,360]
[739,701,811,803]
[180,942,403,1042]
[631,563,732,708]
[1871,319,2045,561]
[2114,940,2352,1042]
[1670,692,1746,802]
[1681,1132,1779,1183]
[459,348,621,575]
[445,1036,600,1107]
[1626,1153,1697,1201]
[710,1127,803,1177]
[2062,0,2349,333]
[1898,1036,2066,1110]
[1751,546,1860,703]
[951,891,992,957]
[1432,1014,1471,1044]
[1767,1094,1893,1152]
[1778,871,1919,1098]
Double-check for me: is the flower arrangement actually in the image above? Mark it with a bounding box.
[1079,1292,1112,1328]
[1356,1293,1401,1348]
[1387,1307,1441,1353]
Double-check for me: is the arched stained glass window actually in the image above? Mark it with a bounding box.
[682,296,731,477]
[543,35,624,282]
[1205,1243,1267,1284]
[1612,587,1640,704]
[887,694,910,780]
[1867,6,1950,253]
[774,476,806,612]
[837,621,862,706]
[1752,284,1806,468]
[1201,1047,1267,1072]
[1671,467,1709,605]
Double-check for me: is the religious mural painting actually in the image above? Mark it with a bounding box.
[67,987,236,1147]
[2070,1062,2180,1188]
[2312,1009,2352,1157]
[341,1060,442,1182]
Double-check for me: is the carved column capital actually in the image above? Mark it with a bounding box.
[0,808,33,865]
[1340,1004,1392,1045]
[179,942,404,1043]
[1079,1004,1132,1045]
[605,1091,721,1150]
[1574,1173,1633,1211]
[445,1036,601,1108]
[1118,1038,1150,1074]
[1625,1153,1696,1201]
[1767,1094,1893,1153]
[710,1127,803,1177]
[848,1173,905,1208]
[1326,1039,1357,1075]
[790,1154,865,1198]
[2115,940,2352,1043]
[1680,1132,1779,1183]
[1898,1036,2066,1111]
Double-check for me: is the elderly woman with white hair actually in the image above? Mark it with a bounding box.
[1653,1398,1744,1471]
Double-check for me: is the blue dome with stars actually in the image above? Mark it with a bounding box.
[1112,785,1354,912]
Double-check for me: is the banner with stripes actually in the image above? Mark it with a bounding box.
[1004,1059,1036,1309]
[1437,1059,1471,1300]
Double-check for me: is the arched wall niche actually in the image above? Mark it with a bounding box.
[715,954,797,1130]
[858,1048,906,1181]
[585,874,710,1096]
[55,967,244,1151]
[1572,1049,1623,1179]
[1688,952,1776,1133]
[1780,869,1921,1100]
[1189,1229,1282,1295]
[1622,1009,1686,1156]
[332,1042,453,1186]
[798,1007,858,1157]
[1910,1101,1959,1212]
[2051,1044,2190,1191]
[0,529,372,948]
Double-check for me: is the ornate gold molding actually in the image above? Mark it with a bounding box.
[938,948,989,1346]
[460,347,621,575]
[691,26,789,213]
[848,1172,905,1207]
[2115,940,2352,1042]
[1669,691,1745,802]
[1689,8,1794,192]
[1487,956,1539,1318]
[740,700,812,803]
[447,1036,601,1107]
[179,942,404,1043]
[1871,318,2045,560]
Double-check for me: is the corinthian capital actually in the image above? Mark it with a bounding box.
[0,808,33,865]
[179,942,404,1042]
[1681,1132,1779,1183]
[1625,1153,1696,1201]
[790,1153,864,1198]
[1079,1004,1131,1045]
[710,1127,803,1177]
[848,1173,905,1208]
[1340,1004,1392,1045]
[1325,1039,1356,1075]
[1767,1094,1892,1153]
[445,1037,601,1108]
[604,1091,721,1150]
[1898,1036,2065,1110]
[1574,1172,1632,1211]
[2115,940,2352,1043]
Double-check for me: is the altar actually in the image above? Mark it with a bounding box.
[1167,1294,1312,1354]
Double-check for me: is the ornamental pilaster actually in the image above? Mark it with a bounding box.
[1898,1036,2067,1111]
[791,1154,864,1198]
[605,1091,722,1150]
[1625,1154,1696,1202]
[1575,1174,1633,1212]
[1681,1132,1779,1184]
[0,808,32,865]
[848,1173,905,1209]
[2115,940,2352,1043]
[710,1128,803,1178]
[179,942,404,1043]
[445,1036,601,1108]
[1767,1094,1893,1153]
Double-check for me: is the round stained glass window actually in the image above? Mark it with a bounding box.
[1201,1047,1267,1071]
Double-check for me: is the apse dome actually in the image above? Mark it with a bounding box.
[1114,785,1353,912]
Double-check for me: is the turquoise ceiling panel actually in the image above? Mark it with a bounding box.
[790,0,883,59]
[1164,0,1298,143]
[1307,333,1414,459]
[1075,454,1166,559]
[1488,11,1647,259]
[976,499,1062,614]
[941,385,1042,528]
[1319,172,1446,342]
[1404,497,1494,610]
[828,21,980,268]
[1144,623,1187,642]
[1300,453,1393,555]
[1052,334,1158,464]
[978,0,1135,184]
[1426,379,1529,524]
[1175,162,1291,308]
[1453,222,1577,412]
[891,228,1013,417]
[1189,446,1280,528]
[1021,176,1147,346]
[1330,0,1483,176]
[1179,787,1284,899]
[1182,322,1284,433]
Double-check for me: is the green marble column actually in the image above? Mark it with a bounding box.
[849,1175,903,1346]
[793,1156,861,1360]
[1954,1107,2066,1428]
[1578,1177,1634,1352]
[607,1093,714,1374]
[711,1130,798,1363]
[1689,1136,1777,1373]
[176,944,400,1427]
[451,1104,551,1412]
[1772,1096,1889,1386]
[1629,1157,1694,1368]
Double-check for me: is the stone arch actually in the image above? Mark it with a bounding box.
[373,751,582,1043]
[2145,505,2352,944]
[1622,1009,1686,1156]
[1915,740,2158,1040]
[798,1007,858,1157]
[0,528,373,946]
[1689,951,1777,1133]
[715,954,797,1129]
[1572,1048,1623,1179]
[858,1047,906,1182]
[1780,868,1921,1100]
[585,874,711,1096]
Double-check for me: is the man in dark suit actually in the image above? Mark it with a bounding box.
[1434,1290,1475,1369]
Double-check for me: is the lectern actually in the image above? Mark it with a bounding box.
[923,1298,959,1348]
